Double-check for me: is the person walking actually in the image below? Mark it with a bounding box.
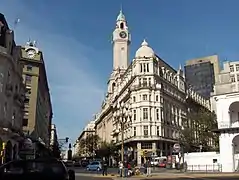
[146,160,152,177]
[102,159,108,176]
[123,160,128,177]
[119,161,123,177]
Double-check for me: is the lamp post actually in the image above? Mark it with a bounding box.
[113,102,132,163]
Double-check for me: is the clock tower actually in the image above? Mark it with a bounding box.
[112,10,131,70]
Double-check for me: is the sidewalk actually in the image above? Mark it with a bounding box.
[76,172,239,179]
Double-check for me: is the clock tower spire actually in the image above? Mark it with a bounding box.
[112,9,131,70]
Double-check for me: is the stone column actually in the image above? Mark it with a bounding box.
[220,133,234,172]
[137,142,141,166]
[152,142,156,156]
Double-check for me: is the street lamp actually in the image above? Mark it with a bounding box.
[113,102,132,163]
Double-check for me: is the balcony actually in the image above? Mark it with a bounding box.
[130,84,157,91]
[218,121,239,129]
[5,83,13,96]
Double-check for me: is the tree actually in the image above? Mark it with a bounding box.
[77,134,100,157]
[95,141,118,159]
[183,107,219,152]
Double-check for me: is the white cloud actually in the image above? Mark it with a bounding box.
[1,2,105,141]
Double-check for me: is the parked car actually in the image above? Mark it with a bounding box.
[0,158,75,180]
[86,161,102,171]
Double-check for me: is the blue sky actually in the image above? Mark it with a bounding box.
[1,0,239,142]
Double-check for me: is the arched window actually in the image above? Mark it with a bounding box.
[120,23,124,29]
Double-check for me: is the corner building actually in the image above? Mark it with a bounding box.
[95,11,210,166]
[18,42,53,146]
[0,13,25,163]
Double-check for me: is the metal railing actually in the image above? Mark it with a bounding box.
[186,164,222,172]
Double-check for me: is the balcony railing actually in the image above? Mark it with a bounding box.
[218,121,239,129]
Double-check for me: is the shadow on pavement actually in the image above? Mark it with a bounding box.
[141,176,239,180]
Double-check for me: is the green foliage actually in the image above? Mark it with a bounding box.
[95,141,118,158]
[181,108,219,152]
[78,134,100,157]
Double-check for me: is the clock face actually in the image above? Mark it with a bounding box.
[119,31,127,38]
[27,49,36,58]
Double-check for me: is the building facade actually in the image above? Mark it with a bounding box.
[18,41,53,146]
[211,60,239,172]
[94,11,211,166]
[0,13,25,163]
[184,55,220,99]
[76,120,96,157]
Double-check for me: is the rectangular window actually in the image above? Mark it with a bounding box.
[134,127,136,136]
[140,64,143,73]
[133,96,136,102]
[236,64,239,71]
[143,78,147,86]
[157,126,160,136]
[143,126,148,136]
[22,118,28,126]
[148,78,151,86]
[143,108,148,120]
[147,63,149,72]
[156,95,158,101]
[143,94,147,101]
[143,64,146,72]
[133,110,136,121]
[25,75,32,83]
[24,98,30,105]
[237,74,239,81]
[156,109,159,120]
[26,65,33,71]
[230,65,234,72]
[231,75,236,82]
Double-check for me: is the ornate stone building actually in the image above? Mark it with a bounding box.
[0,13,25,163]
[211,60,239,172]
[94,10,210,166]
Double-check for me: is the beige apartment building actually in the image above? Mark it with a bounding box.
[0,13,25,163]
[18,41,53,146]
[76,120,95,157]
[93,10,211,166]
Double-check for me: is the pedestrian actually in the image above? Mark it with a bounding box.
[102,159,108,176]
[119,161,123,177]
[146,160,152,177]
[123,160,128,177]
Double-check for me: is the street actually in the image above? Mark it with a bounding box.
[75,175,239,180]
[72,166,176,174]
[72,167,239,180]
[76,176,112,180]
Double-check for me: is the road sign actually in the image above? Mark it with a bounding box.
[173,143,181,152]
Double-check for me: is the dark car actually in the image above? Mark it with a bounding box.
[0,158,75,180]
[81,159,89,167]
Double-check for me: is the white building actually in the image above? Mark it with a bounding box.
[211,61,239,172]
[94,10,210,166]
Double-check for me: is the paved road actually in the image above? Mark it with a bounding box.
[75,175,239,180]
[141,177,239,180]
[76,175,112,180]
[72,166,174,174]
